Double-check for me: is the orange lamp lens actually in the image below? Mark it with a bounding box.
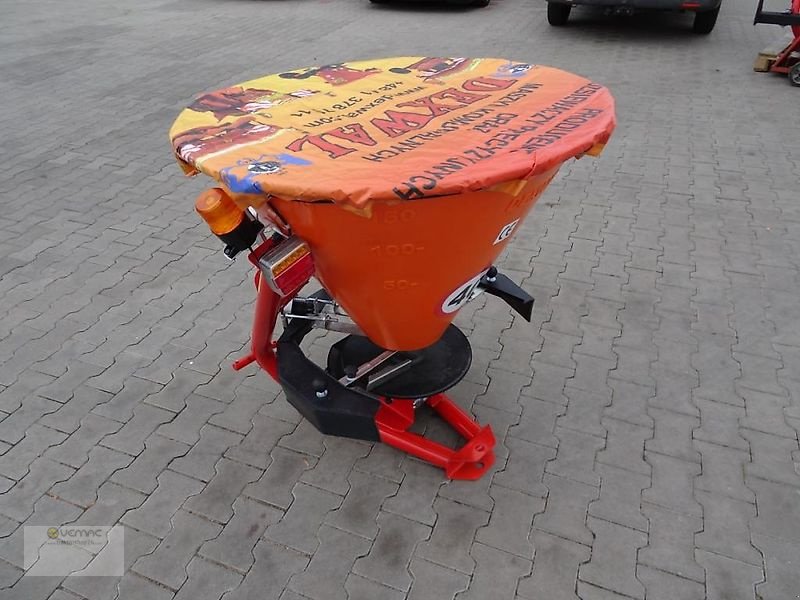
[195,188,244,236]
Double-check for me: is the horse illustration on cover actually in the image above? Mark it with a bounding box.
[189,86,317,120]
[172,117,284,163]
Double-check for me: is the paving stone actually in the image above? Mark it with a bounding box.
[183,457,261,523]
[407,558,470,600]
[416,497,490,574]
[475,368,529,415]
[132,509,222,590]
[43,413,122,469]
[547,426,604,486]
[523,362,574,406]
[645,407,700,463]
[648,369,699,417]
[50,445,133,507]
[0,457,75,522]
[38,386,112,434]
[639,504,704,582]
[279,420,326,457]
[508,397,561,449]
[742,428,800,487]
[0,424,67,480]
[569,354,616,399]
[353,443,404,483]
[693,440,755,503]
[121,469,205,538]
[171,424,243,482]
[476,484,542,558]
[696,549,764,600]
[200,497,282,572]
[382,458,444,526]
[156,393,226,445]
[265,482,342,554]
[243,446,316,510]
[748,477,800,543]
[143,367,212,413]
[642,452,701,517]
[209,385,268,435]
[533,474,597,546]
[71,480,146,527]
[0,575,62,600]
[695,490,762,565]
[597,418,651,476]
[739,389,796,439]
[114,572,175,600]
[0,370,54,414]
[62,526,160,600]
[588,463,649,532]
[557,387,610,438]
[101,402,174,456]
[353,512,431,591]
[517,530,589,600]
[494,436,554,496]
[324,470,398,539]
[298,437,370,496]
[223,540,309,600]
[456,542,530,600]
[635,566,704,600]
[289,525,371,600]
[751,532,800,600]
[345,574,405,600]
[111,433,189,494]
[0,395,59,445]
[173,556,241,600]
[579,517,648,600]
[92,376,162,423]
[0,494,83,568]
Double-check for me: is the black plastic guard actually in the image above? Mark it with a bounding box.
[276,305,380,442]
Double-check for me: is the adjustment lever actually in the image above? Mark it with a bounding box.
[479,267,534,322]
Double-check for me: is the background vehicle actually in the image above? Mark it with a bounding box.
[546,0,722,33]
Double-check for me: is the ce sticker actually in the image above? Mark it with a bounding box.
[494,218,520,245]
[440,269,489,314]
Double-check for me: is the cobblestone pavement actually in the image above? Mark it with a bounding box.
[2,0,800,598]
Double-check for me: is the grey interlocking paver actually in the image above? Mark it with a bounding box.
[695,550,763,600]
[289,525,371,600]
[170,424,243,482]
[597,418,652,476]
[456,542,530,600]
[353,512,430,591]
[517,530,589,600]
[156,393,226,445]
[0,423,66,481]
[407,558,469,600]
[533,474,597,546]
[243,447,316,510]
[100,402,173,456]
[742,427,800,487]
[494,436,554,496]
[265,482,342,555]
[636,567,704,600]
[223,540,309,600]
[476,485,542,558]
[547,426,604,486]
[42,413,122,469]
[640,504,703,582]
[199,497,282,572]
[111,433,189,494]
[694,490,762,565]
[298,438,370,496]
[183,457,261,524]
[382,459,443,526]
[588,463,649,532]
[579,517,648,600]
[133,509,221,590]
[121,470,205,538]
[324,470,398,539]
[50,445,133,508]
[0,457,74,522]
[416,497,489,575]
[174,556,241,600]
[642,452,701,517]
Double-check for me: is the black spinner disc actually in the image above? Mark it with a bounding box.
[326,325,472,399]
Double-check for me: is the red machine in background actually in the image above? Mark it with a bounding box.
[754,0,800,85]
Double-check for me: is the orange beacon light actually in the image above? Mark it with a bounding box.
[195,188,264,259]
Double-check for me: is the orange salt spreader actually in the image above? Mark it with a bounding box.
[170,57,615,480]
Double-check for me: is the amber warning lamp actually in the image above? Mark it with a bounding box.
[195,188,263,259]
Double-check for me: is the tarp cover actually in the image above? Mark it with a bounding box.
[169,57,616,208]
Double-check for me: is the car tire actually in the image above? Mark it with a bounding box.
[547,2,571,25]
[790,63,800,87]
[692,6,719,34]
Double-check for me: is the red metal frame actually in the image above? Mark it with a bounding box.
[769,34,800,76]
[233,244,496,480]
